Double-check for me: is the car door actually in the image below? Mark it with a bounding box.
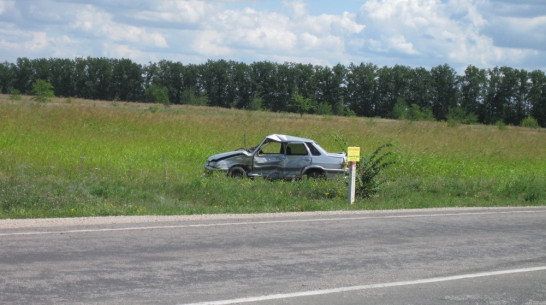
[282,142,311,178]
[252,140,285,178]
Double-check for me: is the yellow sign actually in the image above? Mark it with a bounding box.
[347,146,360,162]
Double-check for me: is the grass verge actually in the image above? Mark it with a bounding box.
[1,95,545,218]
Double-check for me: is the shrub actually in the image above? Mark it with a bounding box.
[446,107,478,125]
[31,79,55,103]
[247,94,263,111]
[521,116,540,129]
[182,87,208,106]
[145,85,169,105]
[356,143,395,199]
[291,94,314,117]
[9,89,21,101]
[393,99,434,121]
[316,102,333,115]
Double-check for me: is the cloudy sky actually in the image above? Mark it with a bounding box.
[1,0,545,72]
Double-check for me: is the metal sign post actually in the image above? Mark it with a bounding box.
[347,147,360,204]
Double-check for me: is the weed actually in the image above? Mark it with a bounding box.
[356,143,395,199]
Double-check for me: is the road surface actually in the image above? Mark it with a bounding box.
[1,207,545,304]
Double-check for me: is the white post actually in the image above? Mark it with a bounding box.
[348,161,356,204]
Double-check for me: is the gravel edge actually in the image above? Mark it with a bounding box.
[1,207,543,229]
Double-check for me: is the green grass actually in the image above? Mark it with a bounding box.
[1,95,545,218]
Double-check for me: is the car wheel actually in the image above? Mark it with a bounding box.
[306,170,325,179]
[228,166,246,178]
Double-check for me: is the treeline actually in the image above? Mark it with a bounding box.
[1,57,545,127]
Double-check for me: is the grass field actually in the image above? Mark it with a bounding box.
[1,94,545,218]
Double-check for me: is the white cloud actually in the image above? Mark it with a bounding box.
[103,42,147,60]
[25,32,48,51]
[189,1,364,63]
[135,0,214,25]
[0,0,14,14]
[358,0,510,68]
[0,0,543,71]
[389,35,418,55]
[355,0,546,70]
[73,5,167,48]
[192,30,232,56]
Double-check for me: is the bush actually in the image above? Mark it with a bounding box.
[521,116,540,129]
[247,94,263,111]
[145,85,169,105]
[9,89,21,101]
[32,79,55,103]
[446,107,478,125]
[291,94,314,117]
[393,99,434,121]
[356,143,395,199]
[316,102,333,115]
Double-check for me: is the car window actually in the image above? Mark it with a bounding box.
[259,141,282,154]
[305,142,321,156]
[286,143,308,155]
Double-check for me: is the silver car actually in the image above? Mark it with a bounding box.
[205,134,347,179]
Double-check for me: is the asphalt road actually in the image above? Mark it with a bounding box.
[1,207,545,305]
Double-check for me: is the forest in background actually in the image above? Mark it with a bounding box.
[1,57,545,127]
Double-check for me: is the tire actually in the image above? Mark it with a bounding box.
[228,166,246,178]
[306,169,325,179]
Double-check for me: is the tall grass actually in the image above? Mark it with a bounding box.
[1,95,545,218]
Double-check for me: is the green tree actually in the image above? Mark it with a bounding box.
[376,65,412,118]
[498,67,526,125]
[14,57,33,94]
[112,58,143,101]
[346,63,378,117]
[250,61,277,111]
[529,70,546,127]
[231,61,253,109]
[49,58,76,97]
[153,60,185,104]
[0,61,14,93]
[408,67,433,110]
[31,58,51,84]
[430,64,458,120]
[145,84,169,105]
[32,79,55,103]
[330,64,348,115]
[460,65,486,122]
[291,94,314,117]
[82,57,114,100]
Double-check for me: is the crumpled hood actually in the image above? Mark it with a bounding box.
[207,150,249,162]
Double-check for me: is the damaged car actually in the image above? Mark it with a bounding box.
[205,134,347,179]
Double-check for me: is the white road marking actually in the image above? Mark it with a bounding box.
[0,209,544,237]
[180,266,546,305]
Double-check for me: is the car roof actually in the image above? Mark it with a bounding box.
[266,134,314,143]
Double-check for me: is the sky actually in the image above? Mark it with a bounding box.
[1,0,545,73]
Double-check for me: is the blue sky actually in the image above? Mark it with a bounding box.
[1,0,545,73]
